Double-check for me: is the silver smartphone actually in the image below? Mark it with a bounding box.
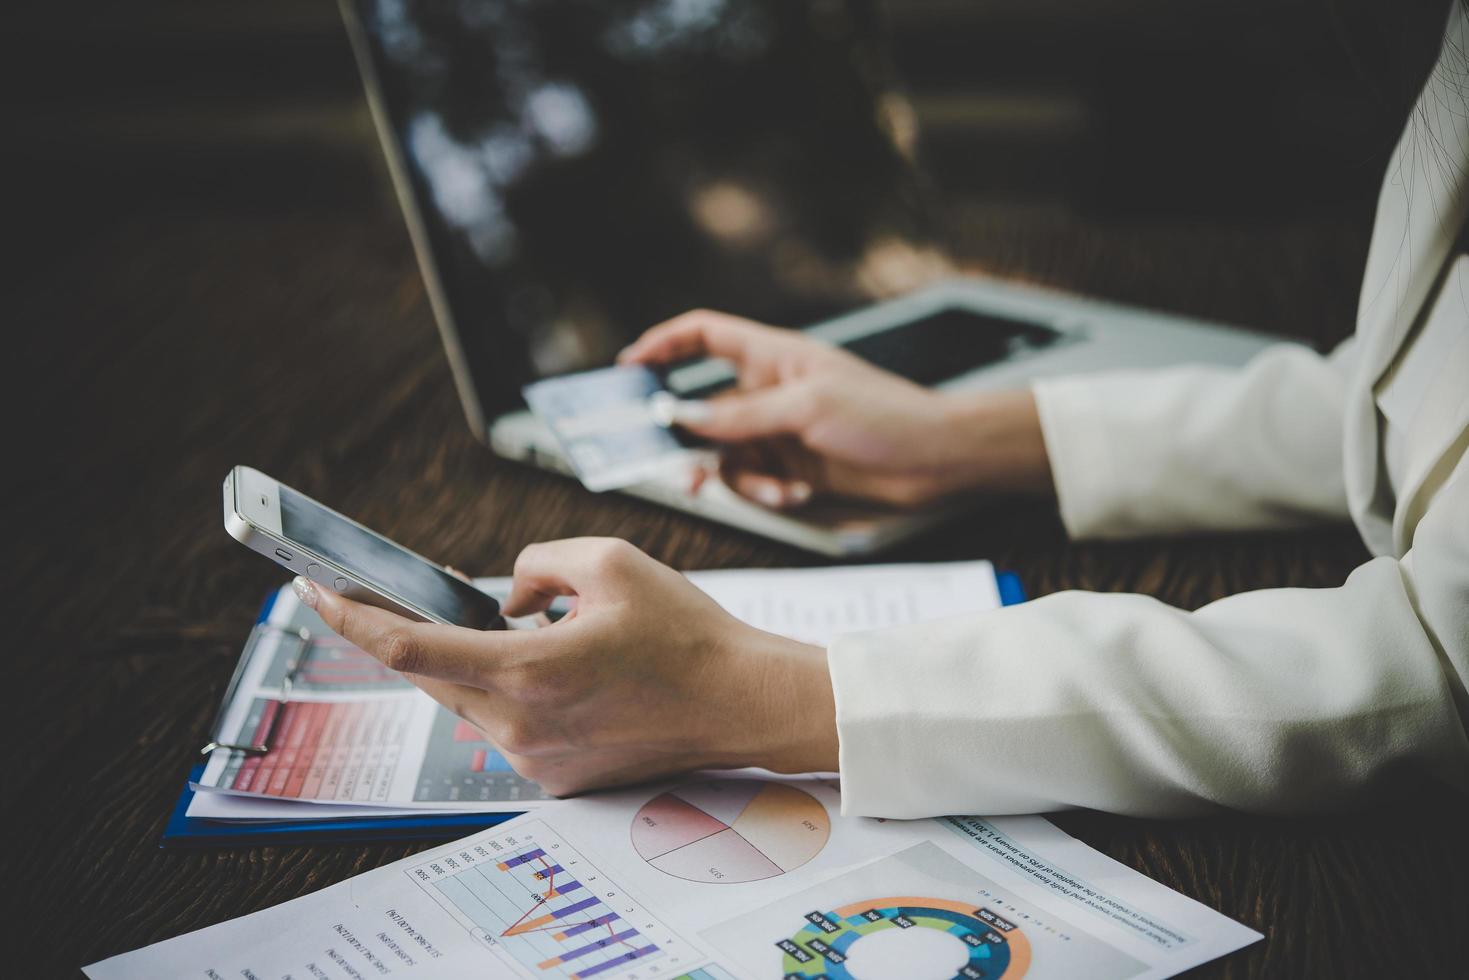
[223,465,503,629]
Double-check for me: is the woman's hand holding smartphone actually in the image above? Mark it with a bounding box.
[290,538,837,796]
[224,467,836,797]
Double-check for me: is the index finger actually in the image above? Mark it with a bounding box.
[616,309,787,366]
[297,577,525,688]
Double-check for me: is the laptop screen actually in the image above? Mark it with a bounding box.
[344,0,933,423]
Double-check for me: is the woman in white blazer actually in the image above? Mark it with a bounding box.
[291,3,1468,817]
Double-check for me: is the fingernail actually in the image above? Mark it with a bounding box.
[787,481,813,506]
[669,399,713,424]
[649,394,711,429]
[292,575,319,609]
[752,482,783,508]
[647,390,678,428]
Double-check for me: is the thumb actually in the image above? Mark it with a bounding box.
[674,385,810,442]
[502,537,648,616]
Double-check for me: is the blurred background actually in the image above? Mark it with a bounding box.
[4,0,1453,634]
[10,0,1448,274]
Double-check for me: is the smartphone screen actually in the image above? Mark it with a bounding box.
[278,486,501,629]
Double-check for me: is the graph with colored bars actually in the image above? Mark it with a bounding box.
[217,697,413,800]
[414,711,554,803]
[408,822,704,979]
[214,696,552,803]
[458,719,510,777]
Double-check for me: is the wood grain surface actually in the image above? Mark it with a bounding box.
[9,203,1466,977]
[7,5,1468,977]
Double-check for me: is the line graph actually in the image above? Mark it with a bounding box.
[407,821,700,979]
[494,846,655,973]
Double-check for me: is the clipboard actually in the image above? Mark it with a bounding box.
[164,590,528,848]
[162,765,517,848]
[165,571,1028,848]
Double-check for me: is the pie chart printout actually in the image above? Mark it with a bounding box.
[631,779,831,883]
[703,842,1149,980]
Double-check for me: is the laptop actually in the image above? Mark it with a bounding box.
[339,0,1278,556]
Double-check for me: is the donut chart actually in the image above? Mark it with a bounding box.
[779,896,1032,980]
[631,779,830,884]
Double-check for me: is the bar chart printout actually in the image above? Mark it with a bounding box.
[406,820,707,980]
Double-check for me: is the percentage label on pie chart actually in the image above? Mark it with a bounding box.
[631,779,830,883]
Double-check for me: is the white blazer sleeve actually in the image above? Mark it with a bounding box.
[828,451,1469,818]
[1032,341,1356,539]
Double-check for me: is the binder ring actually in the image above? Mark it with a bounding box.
[200,623,323,755]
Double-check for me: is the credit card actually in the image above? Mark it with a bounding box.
[522,366,704,492]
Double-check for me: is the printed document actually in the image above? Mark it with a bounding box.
[191,587,554,814]
[477,558,1003,647]
[87,774,1260,978]
[191,562,1003,819]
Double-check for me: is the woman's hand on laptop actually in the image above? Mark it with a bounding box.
[293,538,835,797]
[618,309,1052,509]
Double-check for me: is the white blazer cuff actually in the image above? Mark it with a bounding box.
[828,618,1064,819]
[829,632,943,819]
[1032,375,1126,538]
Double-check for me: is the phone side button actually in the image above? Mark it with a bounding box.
[305,562,321,580]
[333,576,349,592]
[274,547,294,562]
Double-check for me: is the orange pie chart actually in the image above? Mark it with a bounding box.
[631,779,831,884]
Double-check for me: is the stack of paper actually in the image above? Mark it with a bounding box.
[94,770,1262,978]
[126,560,1269,977]
[188,561,1007,823]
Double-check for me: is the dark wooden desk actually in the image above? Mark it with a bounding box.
[8,12,1468,976]
[9,205,1467,977]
